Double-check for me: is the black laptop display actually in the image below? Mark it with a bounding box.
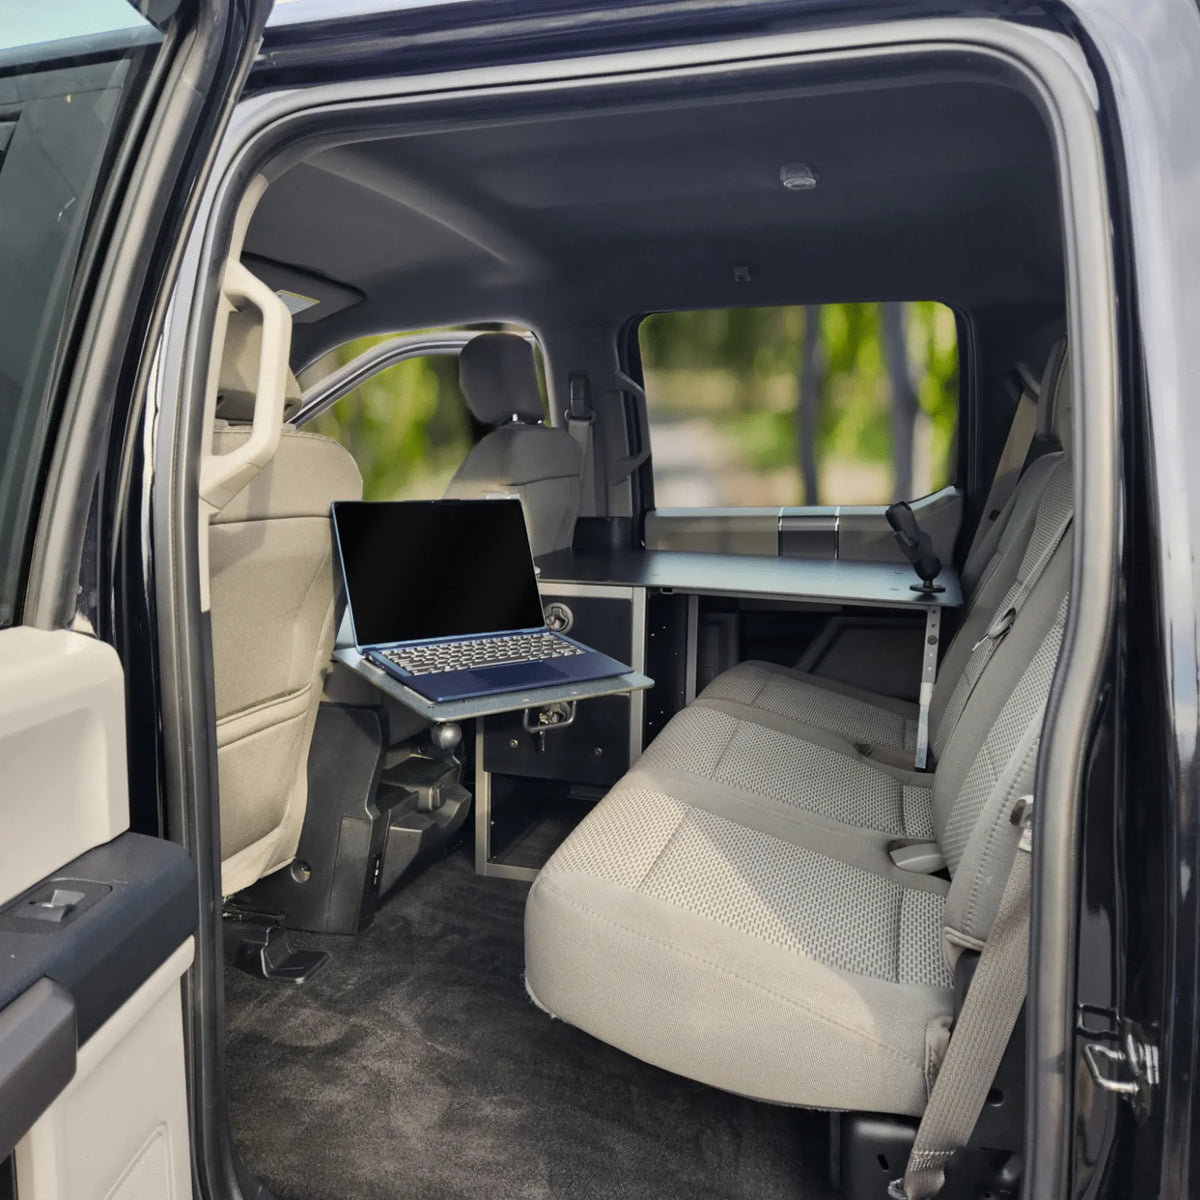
[332,499,631,703]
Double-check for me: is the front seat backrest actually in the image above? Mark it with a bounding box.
[443,333,583,556]
[209,312,362,897]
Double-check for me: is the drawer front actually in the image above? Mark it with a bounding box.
[483,591,635,787]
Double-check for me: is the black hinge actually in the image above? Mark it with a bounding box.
[1077,1004,1159,1120]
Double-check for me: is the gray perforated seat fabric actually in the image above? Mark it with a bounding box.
[701,453,1072,765]
[637,703,936,840]
[527,781,954,1115]
[444,332,582,556]
[700,661,920,753]
[527,567,1068,1113]
[526,398,1074,1114]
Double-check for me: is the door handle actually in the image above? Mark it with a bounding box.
[0,979,76,1159]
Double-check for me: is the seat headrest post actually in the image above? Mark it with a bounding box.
[458,333,544,427]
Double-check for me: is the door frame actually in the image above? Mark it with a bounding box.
[156,17,1121,1199]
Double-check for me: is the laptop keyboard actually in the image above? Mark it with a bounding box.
[380,632,585,676]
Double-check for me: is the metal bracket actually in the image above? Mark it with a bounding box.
[522,700,577,751]
[1080,1013,1159,1119]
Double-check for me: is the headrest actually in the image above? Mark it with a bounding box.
[458,333,544,426]
[215,307,302,423]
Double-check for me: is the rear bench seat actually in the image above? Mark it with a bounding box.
[524,351,1073,1118]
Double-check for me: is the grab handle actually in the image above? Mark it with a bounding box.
[199,260,291,512]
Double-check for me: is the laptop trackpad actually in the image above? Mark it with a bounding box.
[468,662,568,689]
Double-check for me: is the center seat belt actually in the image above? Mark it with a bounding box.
[964,372,1040,572]
[565,371,599,515]
[934,481,1073,760]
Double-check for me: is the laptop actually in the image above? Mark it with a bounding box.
[331,498,632,703]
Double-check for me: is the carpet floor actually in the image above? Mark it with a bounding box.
[225,848,837,1200]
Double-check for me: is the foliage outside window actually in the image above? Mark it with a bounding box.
[306,344,471,500]
[639,303,958,508]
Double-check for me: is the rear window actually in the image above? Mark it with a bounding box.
[639,302,958,508]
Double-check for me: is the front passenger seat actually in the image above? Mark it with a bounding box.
[208,310,363,897]
[444,333,583,556]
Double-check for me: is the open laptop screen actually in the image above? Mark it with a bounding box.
[332,499,546,647]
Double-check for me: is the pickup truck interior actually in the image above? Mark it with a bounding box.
[201,50,1079,1200]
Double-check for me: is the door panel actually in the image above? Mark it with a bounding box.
[0,628,198,1187]
[0,833,196,1046]
[0,631,128,906]
[14,941,194,1200]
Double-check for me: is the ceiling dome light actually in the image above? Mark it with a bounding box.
[779,163,819,191]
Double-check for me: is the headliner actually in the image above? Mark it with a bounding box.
[244,70,1062,366]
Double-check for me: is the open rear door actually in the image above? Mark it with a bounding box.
[0,3,266,1196]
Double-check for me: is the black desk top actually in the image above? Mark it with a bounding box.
[536,548,963,609]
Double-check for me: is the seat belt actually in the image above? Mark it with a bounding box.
[892,796,1035,1200]
[964,380,1039,571]
[933,473,1072,760]
[565,371,599,515]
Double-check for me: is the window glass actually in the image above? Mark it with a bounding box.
[639,303,958,508]
[305,329,546,500]
[0,12,166,627]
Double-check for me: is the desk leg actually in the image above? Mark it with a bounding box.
[684,594,699,704]
[914,605,942,771]
[630,587,647,764]
[474,722,492,876]
[473,723,542,883]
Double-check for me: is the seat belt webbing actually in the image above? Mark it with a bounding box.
[964,387,1039,572]
[895,798,1034,1200]
[565,371,599,515]
[933,480,1072,760]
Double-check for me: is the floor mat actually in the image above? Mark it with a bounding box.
[225,849,837,1200]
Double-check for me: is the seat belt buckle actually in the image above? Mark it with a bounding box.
[566,371,594,425]
[1010,794,1034,852]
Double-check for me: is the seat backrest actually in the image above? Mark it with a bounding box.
[208,325,362,897]
[443,333,582,556]
[928,341,1072,754]
[930,481,1072,965]
[921,342,1075,962]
